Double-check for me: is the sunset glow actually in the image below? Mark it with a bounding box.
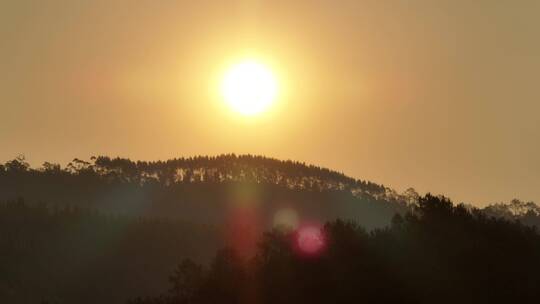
[3,2,540,302]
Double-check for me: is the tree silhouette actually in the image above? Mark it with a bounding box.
[1,155,539,303]
[131,194,540,304]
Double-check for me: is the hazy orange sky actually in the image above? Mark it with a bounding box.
[1,1,539,206]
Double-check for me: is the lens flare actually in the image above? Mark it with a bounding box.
[226,206,261,258]
[296,224,325,255]
[273,208,299,231]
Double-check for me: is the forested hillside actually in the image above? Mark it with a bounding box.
[0,155,410,303]
[0,155,409,229]
[1,154,538,228]
[1,155,539,303]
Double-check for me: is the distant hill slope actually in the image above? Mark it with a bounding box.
[0,154,411,229]
[0,154,538,228]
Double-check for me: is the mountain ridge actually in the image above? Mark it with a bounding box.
[0,154,538,227]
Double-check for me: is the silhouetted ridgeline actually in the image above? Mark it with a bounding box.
[0,155,409,229]
[1,155,538,227]
[482,199,540,228]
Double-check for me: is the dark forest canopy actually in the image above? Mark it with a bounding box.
[132,195,540,304]
[0,199,221,304]
[4,195,540,304]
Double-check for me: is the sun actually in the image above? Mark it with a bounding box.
[221,60,278,116]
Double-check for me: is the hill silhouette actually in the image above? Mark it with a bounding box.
[1,155,539,303]
[1,154,407,303]
[0,154,410,229]
[2,154,538,227]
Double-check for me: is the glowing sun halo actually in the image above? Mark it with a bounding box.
[221,60,278,116]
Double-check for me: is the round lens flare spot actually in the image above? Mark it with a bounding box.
[296,225,325,255]
[221,60,278,116]
[273,208,299,231]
